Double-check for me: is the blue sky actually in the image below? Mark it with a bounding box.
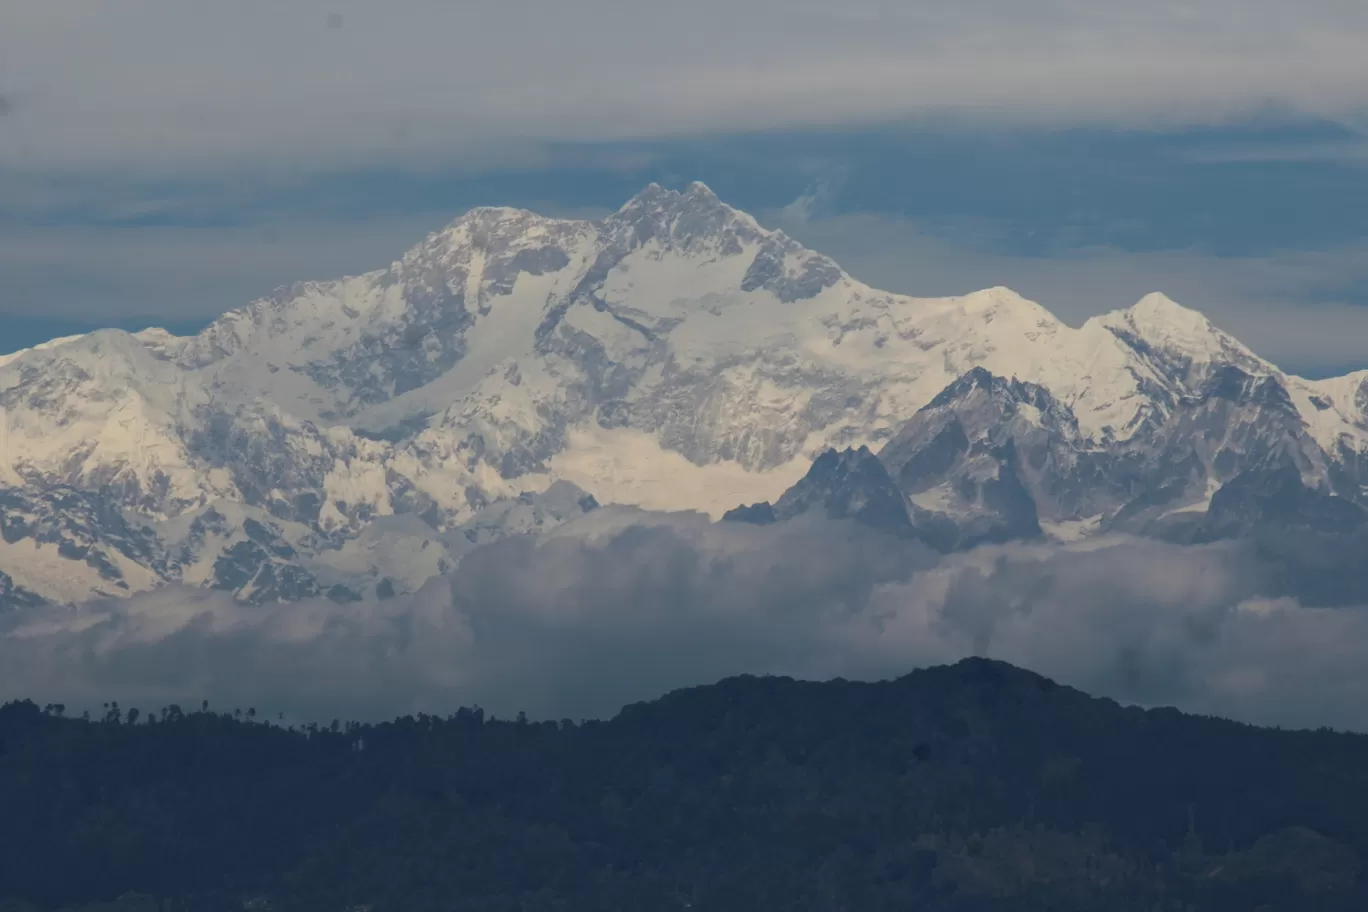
[3,2,1368,374]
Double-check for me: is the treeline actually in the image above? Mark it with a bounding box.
[2,659,1368,911]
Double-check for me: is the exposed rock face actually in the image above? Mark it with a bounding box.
[0,569,45,611]
[722,502,777,526]
[725,447,916,537]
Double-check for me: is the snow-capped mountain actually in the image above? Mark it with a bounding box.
[3,181,1368,605]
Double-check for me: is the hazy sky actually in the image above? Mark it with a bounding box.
[3,1,1368,372]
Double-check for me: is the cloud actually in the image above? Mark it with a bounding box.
[4,508,1367,733]
[1,1,1367,176]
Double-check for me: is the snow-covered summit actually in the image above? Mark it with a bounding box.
[1091,291,1264,380]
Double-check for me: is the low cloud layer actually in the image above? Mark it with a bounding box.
[2,1,1367,175]
[3,509,1366,733]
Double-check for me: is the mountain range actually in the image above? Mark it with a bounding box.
[3,181,1367,607]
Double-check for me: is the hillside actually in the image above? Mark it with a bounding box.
[2,659,1366,911]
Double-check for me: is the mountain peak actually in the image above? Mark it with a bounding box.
[772,447,916,535]
[722,446,916,536]
[624,182,667,205]
[616,180,736,217]
[1089,291,1260,375]
[925,367,1063,416]
[605,181,762,256]
[1128,291,1210,329]
[439,204,563,237]
[685,180,719,199]
[965,286,1031,305]
[622,180,721,207]
[804,445,885,478]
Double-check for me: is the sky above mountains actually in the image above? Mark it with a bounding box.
[2,2,1368,372]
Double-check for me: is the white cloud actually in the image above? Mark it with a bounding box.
[4,511,1366,733]
[1,1,1366,175]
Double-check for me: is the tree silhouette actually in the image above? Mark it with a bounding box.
[0,660,1365,912]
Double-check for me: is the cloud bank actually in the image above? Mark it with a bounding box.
[2,1,1367,175]
[3,509,1366,732]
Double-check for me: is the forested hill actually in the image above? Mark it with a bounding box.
[2,659,1367,912]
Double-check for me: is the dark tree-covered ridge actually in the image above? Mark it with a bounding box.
[2,658,1366,912]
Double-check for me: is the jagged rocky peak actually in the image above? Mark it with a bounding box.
[603,180,766,257]
[924,366,1071,417]
[613,181,847,301]
[721,501,777,525]
[796,446,891,487]
[874,369,1077,543]
[882,368,1082,492]
[725,446,916,536]
[617,180,734,220]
